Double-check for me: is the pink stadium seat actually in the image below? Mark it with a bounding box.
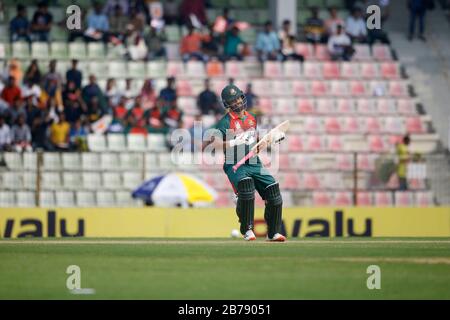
[336,99,355,114]
[297,154,313,170]
[283,61,302,77]
[186,61,205,77]
[335,154,353,171]
[315,44,331,61]
[323,62,340,78]
[361,63,379,79]
[356,98,376,114]
[274,98,296,115]
[389,81,409,97]
[167,61,184,76]
[368,135,387,152]
[210,79,227,95]
[264,61,283,78]
[311,80,329,96]
[394,191,415,207]
[316,99,335,114]
[297,98,315,113]
[357,153,375,171]
[283,173,301,190]
[313,192,333,206]
[350,81,368,96]
[306,135,324,151]
[295,42,314,60]
[325,118,342,133]
[365,117,382,133]
[415,191,434,207]
[388,135,403,146]
[380,62,400,79]
[372,44,393,61]
[292,80,310,96]
[288,135,304,152]
[303,62,323,79]
[397,99,416,115]
[330,81,349,97]
[304,173,322,189]
[343,116,360,133]
[341,62,360,79]
[334,192,353,206]
[327,135,344,151]
[216,192,233,207]
[206,60,224,77]
[374,192,393,206]
[406,117,425,133]
[272,80,292,96]
[356,192,373,206]
[408,178,426,190]
[252,80,269,96]
[177,79,193,96]
[258,97,273,114]
[305,117,322,132]
[377,99,397,114]
[353,44,371,61]
[278,154,290,168]
[384,117,405,134]
[225,61,244,77]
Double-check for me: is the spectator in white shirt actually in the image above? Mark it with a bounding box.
[0,115,12,151]
[345,8,367,42]
[328,24,354,61]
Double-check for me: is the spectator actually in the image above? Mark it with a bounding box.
[103,0,129,16]
[408,0,432,41]
[325,7,345,36]
[0,115,12,151]
[163,0,180,25]
[64,99,86,124]
[11,114,32,152]
[128,96,146,126]
[86,2,109,42]
[123,78,138,102]
[31,110,53,150]
[127,7,146,33]
[24,95,41,129]
[201,26,221,58]
[159,77,177,103]
[180,26,210,62]
[6,59,23,85]
[396,135,411,191]
[345,8,367,42]
[50,112,70,150]
[109,4,128,43]
[1,76,21,107]
[10,4,30,42]
[86,96,104,123]
[140,79,157,110]
[7,96,27,125]
[279,20,303,62]
[43,59,63,88]
[30,1,53,42]
[223,26,245,61]
[180,0,207,26]
[163,100,184,131]
[66,59,83,90]
[42,60,63,109]
[304,7,326,43]
[255,21,281,62]
[82,75,106,110]
[22,78,42,107]
[245,83,258,112]
[145,26,167,60]
[213,8,234,34]
[328,24,354,61]
[145,98,166,133]
[113,96,128,120]
[197,79,220,115]
[126,30,148,61]
[105,78,121,107]
[23,60,42,86]
[69,118,88,151]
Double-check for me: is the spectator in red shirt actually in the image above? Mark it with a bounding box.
[180,26,210,62]
[128,96,145,126]
[1,77,22,107]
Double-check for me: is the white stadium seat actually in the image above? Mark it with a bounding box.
[127,134,147,151]
[82,172,102,190]
[16,191,36,207]
[96,191,116,207]
[0,191,16,207]
[81,153,101,171]
[55,191,76,207]
[76,191,96,207]
[107,134,127,152]
[39,191,56,207]
[88,134,107,152]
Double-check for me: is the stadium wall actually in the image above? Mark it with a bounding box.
[1,208,450,238]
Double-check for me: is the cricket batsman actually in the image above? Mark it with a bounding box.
[205,84,286,242]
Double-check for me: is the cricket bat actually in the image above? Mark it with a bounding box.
[232,120,290,172]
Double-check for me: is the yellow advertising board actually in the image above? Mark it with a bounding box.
[1,207,449,238]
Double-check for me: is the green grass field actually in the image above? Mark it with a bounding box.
[0,238,449,299]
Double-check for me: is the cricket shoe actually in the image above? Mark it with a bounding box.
[266,233,286,242]
[244,230,256,241]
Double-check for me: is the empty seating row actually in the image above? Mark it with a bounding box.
[88,134,168,152]
[0,191,143,208]
[296,43,393,61]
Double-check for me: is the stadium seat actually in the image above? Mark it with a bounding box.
[380,62,400,79]
[62,172,82,190]
[295,42,314,60]
[314,44,330,61]
[147,134,168,151]
[283,173,301,190]
[12,41,30,58]
[273,98,296,114]
[43,152,62,170]
[397,99,417,115]
[292,80,310,96]
[334,192,353,206]
[23,173,37,191]
[384,117,405,134]
[415,191,434,207]
[88,134,107,152]
[297,98,315,113]
[357,153,375,171]
[335,154,353,171]
[122,171,143,190]
[55,191,76,207]
[100,152,120,170]
[330,80,349,96]
[1,172,22,190]
[342,116,360,133]
[61,153,81,170]
[341,62,360,79]
[306,135,325,151]
[325,117,342,133]
[225,61,245,78]
[365,117,382,133]
[186,61,206,78]
[336,99,355,114]
[252,79,269,96]
[350,81,368,96]
[356,98,376,114]
[353,44,371,61]
[263,61,283,78]
[50,42,68,59]
[107,134,127,151]
[0,191,16,207]
[96,191,116,207]
[76,191,96,207]
[4,152,23,170]
[305,116,322,132]
[406,117,425,133]
[120,153,144,170]
[283,61,301,77]
[147,61,167,78]
[313,192,333,206]
[68,42,87,59]
[128,61,147,78]
[271,80,292,96]
[311,80,328,96]
[127,134,147,151]
[102,172,122,189]
[372,44,393,61]
[389,81,409,97]
[82,172,102,190]
[31,42,49,59]
[360,62,379,79]
[177,79,193,96]
[303,62,323,79]
[368,135,388,152]
[206,60,224,77]
[377,98,396,114]
[323,62,340,78]
[39,191,56,207]
[373,191,393,206]
[87,42,105,58]
[258,97,273,113]
[287,135,304,152]
[394,191,415,207]
[356,192,373,206]
[327,135,345,151]
[41,172,62,190]
[108,61,127,78]
[16,191,36,207]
